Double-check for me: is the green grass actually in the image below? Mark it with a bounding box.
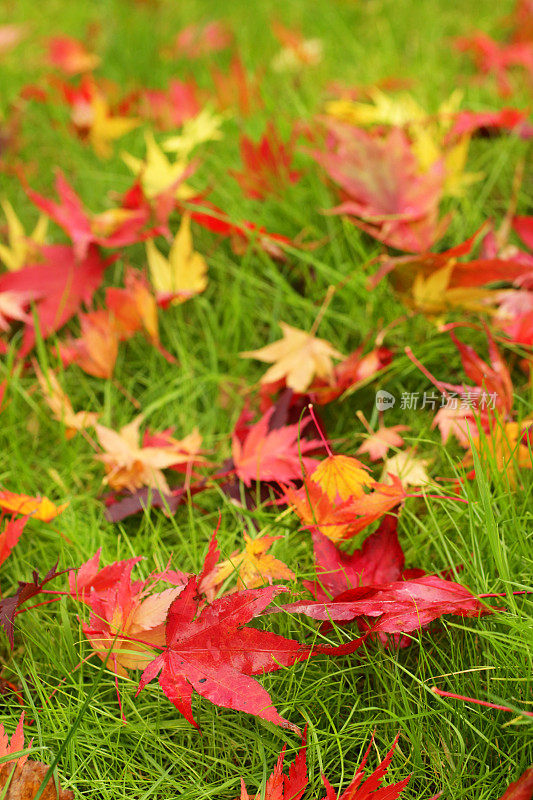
[0,0,532,798]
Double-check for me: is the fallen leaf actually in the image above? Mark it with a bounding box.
[381,450,431,487]
[201,532,295,596]
[0,490,67,522]
[146,214,208,304]
[232,406,321,486]
[357,424,409,461]
[47,36,100,74]
[241,323,343,394]
[0,517,25,570]
[311,454,375,501]
[499,767,533,799]
[240,731,307,800]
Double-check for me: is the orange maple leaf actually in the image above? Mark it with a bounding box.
[0,490,68,521]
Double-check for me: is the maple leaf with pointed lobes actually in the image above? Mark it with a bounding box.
[357,424,409,462]
[163,108,226,158]
[59,309,119,380]
[311,454,375,502]
[241,323,344,394]
[0,199,48,271]
[83,87,140,159]
[123,132,196,201]
[283,479,366,542]
[447,107,531,140]
[0,490,67,521]
[71,552,183,676]
[0,563,64,647]
[146,214,208,305]
[48,36,100,74]
[137,577,307,731]
[0,517,25,570]
[201,532,295,598]
[313,122,449,253]
[240,731,308,800]
[0,243,113,357]
[232,123,302,200]
[211,56,262,116]
[453,32,533,97]
[27,171,154,261]
[232,407,321,486]
[95,415,202,494]
[319,734,410,800]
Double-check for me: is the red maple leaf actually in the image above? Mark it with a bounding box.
[312,123,449,253]
[454,32,533,96]
[240,729,308,800]
[136,578,310,730]
[278,516,491,639]
[27,171,154,260]
[0,517,26,570]
[139,79,201,129]
[232,123,302,200]
[0,244,113,357]
[232,406,322,486]
[320,733,410,800]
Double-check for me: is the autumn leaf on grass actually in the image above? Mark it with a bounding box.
[0,712,73,800]
[95,415,201,493]
[240,732,308,800]
[312,123,449,253]
[123,132,196,201]
[27,171,153,260]
[461,418,533,482]
[271,22,323,72]
[279,517,491,639]
[283,479,365,543]
[356,423,409,462]
[0,490,67,521]
[34,363,98,437]
[310,454,375,502]
[105,268,159,345]
[70,551,184,675]
[241,323,343,394]
[381,450,432,487]
[232,122,301,200]
[48,35,100,74]
[202,532,295,598]
[146,214,208,305]
[0,517,25,570]
[82,88,139,159]
[499,768,533,800]
[0,244,113,357]
[167,21,233,59]
[0,199,47,271]
[0,563,64,646]
[59,310,119,380]
[308,345,394,406]
[140,79,201,130]
[232,406,321,486]
[319,734,410,800]
[136,577,309,731]
[163,108,226,158]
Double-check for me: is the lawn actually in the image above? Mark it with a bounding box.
[0,1,532,799]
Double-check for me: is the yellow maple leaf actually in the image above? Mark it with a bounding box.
[86,93,139,159]
[123,132,194,200]
[145,213,208,303]
[0,489,68,521]
[0,199,48,271]
[202,533,294,597]
[325,88,426,128]
[410,263,498,316]
[241,322,344,393]
[163,107,227,158]
[95,415,202,493]
[382,449,431,487]
[310,454,375,501]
